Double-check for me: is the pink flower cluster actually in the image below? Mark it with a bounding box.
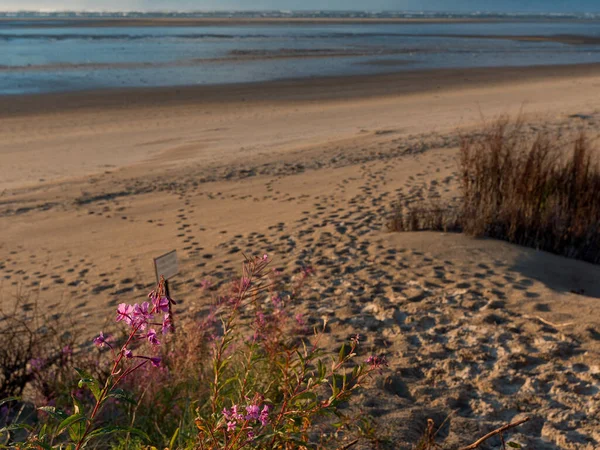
[366,355,389,372]
[222,402,270,435]
[114,293,172,343]
[93,289,175,369]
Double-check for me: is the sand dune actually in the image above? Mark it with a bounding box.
[1,66,600,448]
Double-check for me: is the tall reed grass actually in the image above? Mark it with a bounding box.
[389,117,600,264]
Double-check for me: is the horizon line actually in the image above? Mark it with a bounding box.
[0,9,596,15]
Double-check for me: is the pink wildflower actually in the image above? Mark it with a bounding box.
[146,328,160,346]
[245,404,260,421]
[232,405,244,420]
[222,407,231,420]
[161,313,172,335]
[134,301,151,318]
[227,421,236,432]
[132,302,153,329]
[247,431,255,440]
[223,405,243,423]
[93,332,108,347]
[259,405,270,426]
[154,296,170,313]
[150,357,161,367]
[123,349,133,359]
[366,355,388,372]
[116,303,133,324]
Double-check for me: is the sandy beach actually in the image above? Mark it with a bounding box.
[2,64,600,448]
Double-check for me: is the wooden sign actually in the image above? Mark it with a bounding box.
[154,250,178,282]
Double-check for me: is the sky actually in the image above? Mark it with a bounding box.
[3,0,600,13]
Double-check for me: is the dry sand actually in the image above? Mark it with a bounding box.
[1,65,600,448]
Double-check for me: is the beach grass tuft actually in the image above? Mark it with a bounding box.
[389,117,600,264]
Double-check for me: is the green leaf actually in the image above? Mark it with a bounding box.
[68,421,86,443]
[507,442,522,449]
[84,425,149,445]
[107,389,136,405]
[0,423,34,433]
[57,413,87,436]
[26,440,53,450]
[38,406,69,422]
[0,397,19,407]
[72,395,84,416]
[332,372,339,397]
[217,359,229,372]
[38,424,48,440]
[75,368,102,402]
[317,359,326,380]
[338,343,346,363]
[296,350,305,368]
[169,427,180,449]
[291,391,318,406]
[352,364,362,380]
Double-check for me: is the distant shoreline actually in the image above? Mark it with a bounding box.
[1,17,596,28]
[4,62,600,118]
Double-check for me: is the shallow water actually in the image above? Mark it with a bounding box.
[2,20,600,95]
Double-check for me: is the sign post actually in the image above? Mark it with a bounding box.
[153,250,178,330]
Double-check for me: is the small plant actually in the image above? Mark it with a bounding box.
[194,254,386,449]
[1,255,387,449]
[4,277,175,449]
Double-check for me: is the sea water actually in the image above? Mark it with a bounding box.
[2,20,600,95]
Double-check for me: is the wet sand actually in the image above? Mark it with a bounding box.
[388,33,600,45]
[4,62,600,118]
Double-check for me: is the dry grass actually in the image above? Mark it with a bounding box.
[0,289,74,399]
[387,201,461,235]
[389,117,600,264]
